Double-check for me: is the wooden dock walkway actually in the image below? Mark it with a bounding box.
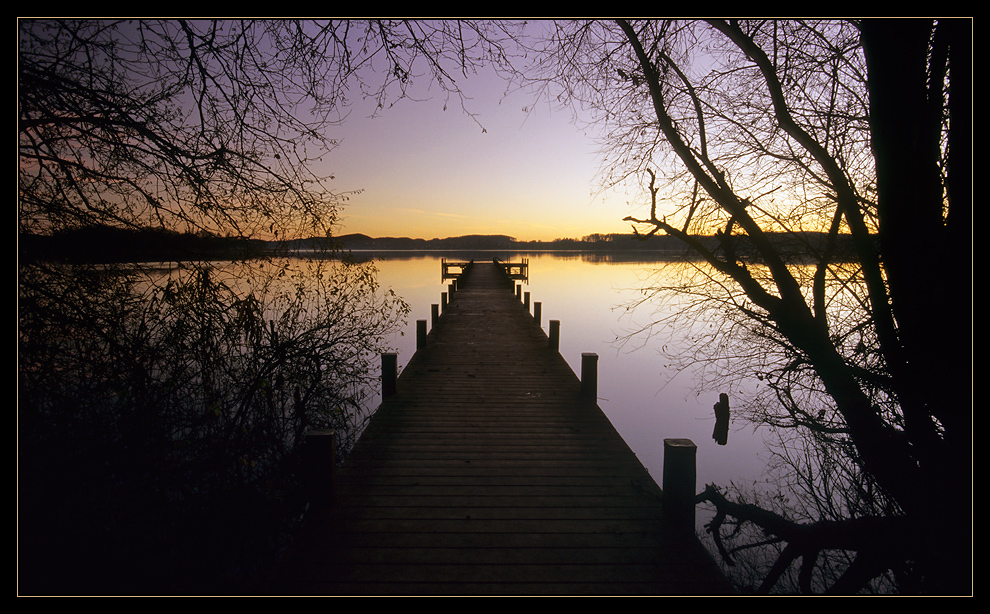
[266,261,734,595]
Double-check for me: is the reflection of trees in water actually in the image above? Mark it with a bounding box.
[18,256,408,594]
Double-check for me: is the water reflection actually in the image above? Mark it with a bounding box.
[367,251,774,525]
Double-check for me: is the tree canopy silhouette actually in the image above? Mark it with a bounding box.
[18,19,520,240]
[524,19,971,594]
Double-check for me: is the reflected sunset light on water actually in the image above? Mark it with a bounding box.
[366,251,775,525]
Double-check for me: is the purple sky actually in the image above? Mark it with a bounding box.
[320,67,640,242]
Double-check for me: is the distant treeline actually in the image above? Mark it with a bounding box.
[19,227,870,264]
[295,232,868,262]
[20,226,269,263]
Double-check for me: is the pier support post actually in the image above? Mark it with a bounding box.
[516,284,522,300]
[549,320,560,351]
[417,319,427,349]
[441,292,447,309]
[382,352,397,397]
[524,291,531,310]
[534,302,542,326]
[302,429,337,508]
[663,438,697,534]
[581,353,598,399]
[431,304,439,328]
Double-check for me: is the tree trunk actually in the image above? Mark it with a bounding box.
[859,17,972,595]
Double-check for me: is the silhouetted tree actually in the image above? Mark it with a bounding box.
[526,19,971,594]
[18,19,515,594]
[19,19,518,238]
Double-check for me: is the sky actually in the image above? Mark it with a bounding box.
[318,69,640,243]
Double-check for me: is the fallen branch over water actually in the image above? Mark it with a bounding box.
[697,484,915,594]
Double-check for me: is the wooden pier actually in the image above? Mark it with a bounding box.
[267,260,734,595]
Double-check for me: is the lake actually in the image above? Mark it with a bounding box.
[363,250,776,529]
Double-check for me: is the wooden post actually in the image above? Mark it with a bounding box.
[382,352,397,397]
[441,292,447,309]
[581,353,598,398]
[303,429,336,508]
[549,320,560,351]
[417,319,427,349]
[431,304,439,328]
[524,291,531,310]
[516,284,522,300]
[534,302,542,326]
[448,283,455,298]
[663,438,697,534]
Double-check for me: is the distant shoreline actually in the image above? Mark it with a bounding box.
[20,227,868,264]
[294,231,866,264]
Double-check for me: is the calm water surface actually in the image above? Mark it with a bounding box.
[366,251,775,518]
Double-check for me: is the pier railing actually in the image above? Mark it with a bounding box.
[441,257,528,282]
